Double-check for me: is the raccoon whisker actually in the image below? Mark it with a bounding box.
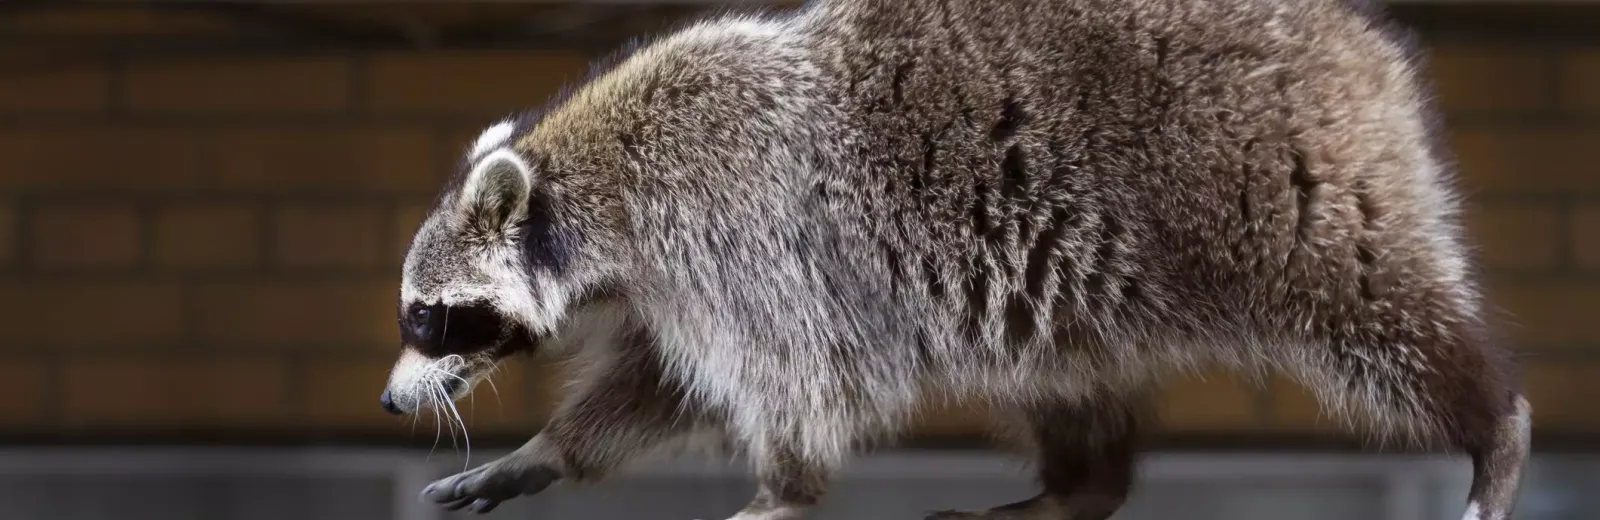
[423,359,459,461]
[441,305,452,349]
[425,385,443,463]
[424,365,478,432]
[435,379,461,453]
[439,383,472,470]
[420,365,472,468]
[432,376,455,462]
[427,366,472,387]
[432,310,467,447]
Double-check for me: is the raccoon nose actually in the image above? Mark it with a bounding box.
[380,389,402,415]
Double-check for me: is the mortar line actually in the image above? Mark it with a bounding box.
[284,349,310,429]
[348,50,371,119]
[106,47,128,120]
[1,193,20,274]
[39,348,65,433]
[6,110,1594,130]
[1554,200,1576,274]
[12,195,34,274]
[257,198,280,276]
[1542,40,1566,114]
[132,198,156,274]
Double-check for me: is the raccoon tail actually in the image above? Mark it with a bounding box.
[1459,394,1531,520]
[1282,319,1530,520]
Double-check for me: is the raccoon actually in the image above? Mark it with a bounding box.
[380,0,1530,518]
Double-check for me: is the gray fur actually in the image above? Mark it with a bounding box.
[384,1,1530,518]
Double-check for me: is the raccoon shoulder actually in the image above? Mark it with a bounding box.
[522,13,829,183]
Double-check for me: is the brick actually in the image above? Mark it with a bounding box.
[1263,372,1335,432]
[151,204,261,270]
[214,126,437,192]
[4,7,239,37]
[273,206,383,269]
[126,56,351,113]
[29,204,141,269]
[1573,207,1600,271]
[0,359,49,425]
[190,281,398,347]
[1523,362,1600,431]
[1427,44,1550,114]
[914,400,990,438]
[304,356,534,433]
[1464,203,1562,271]
[453,359,545,434]
[522,360,564,423]
[1487,281,1600,347]
[441,125,489,159]
[0,203,13,266]
[0,128,206,190]
[391,203,432,263]
[0,282,183,347]
[435,123,506,170]
[303,357,402,429]
[0,63,109,111]
[1157,369,1259,431]
[1448,129,1600,194]
[326,4,484,29]
[61,356,287,428]
[366,50,590,113]
[1559,48,1600,112]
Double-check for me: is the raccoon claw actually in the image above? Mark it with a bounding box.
[421,461,559,514]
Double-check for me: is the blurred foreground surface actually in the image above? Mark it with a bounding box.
[0,449,1596,520]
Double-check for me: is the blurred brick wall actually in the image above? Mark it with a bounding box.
[0,4,1595,446]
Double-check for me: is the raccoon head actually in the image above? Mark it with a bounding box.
[380,118,613,415]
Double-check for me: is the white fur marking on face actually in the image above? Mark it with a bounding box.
[1461,501,1481,520]
[385,350,481,468]
[386,349,432,412]
[471,120,516,160]
[386,350,483,420]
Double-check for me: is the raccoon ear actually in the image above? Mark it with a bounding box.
[459,149,534,230]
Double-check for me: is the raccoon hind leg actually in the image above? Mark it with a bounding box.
[926,391,1148,520]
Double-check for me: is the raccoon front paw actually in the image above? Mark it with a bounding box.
[420,460,560,514]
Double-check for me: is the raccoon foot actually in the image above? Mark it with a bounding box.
[925,511,1008,519]
[924,496,1051,520]
[925,494,1119,520]
[925,512,1024,520]
[724,505,808,520]
[726,442,829,520]
[420,457,560,514]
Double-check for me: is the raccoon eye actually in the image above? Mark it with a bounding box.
[411,306,431,323]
